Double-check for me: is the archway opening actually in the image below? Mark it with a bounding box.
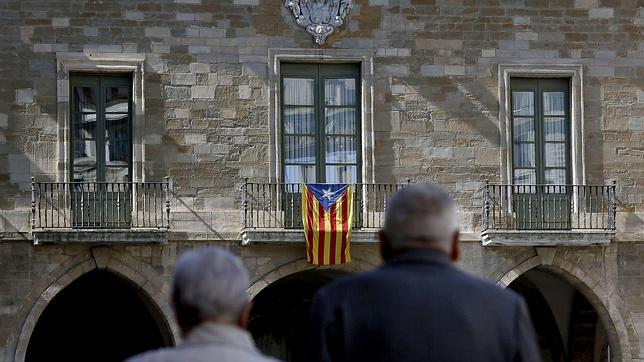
[25,269,172,362]
[509,267,610,362]
[248,269,347,361]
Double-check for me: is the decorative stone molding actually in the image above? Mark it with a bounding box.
[284,0,352,45]
[497,64,585,186]
[32,229,168,245]
[55,52,146,183]
[267,48,375,183]
[240,228,378,245]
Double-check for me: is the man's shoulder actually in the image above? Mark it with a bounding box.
[125,345,280,362]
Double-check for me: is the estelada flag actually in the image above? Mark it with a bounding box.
[301,184,353,265]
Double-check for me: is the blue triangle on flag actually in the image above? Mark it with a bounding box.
[306,184,350,211]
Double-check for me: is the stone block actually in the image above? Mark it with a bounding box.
[191,85,215,99]
[415,39,462,50]
[628,117,644,130]
[445,66,465,76]
[0,114,7,128]
[588,8,613,18]
[125,10,144,21]
[184,133,206,145]
[588,66,614,77]
[189,46,210,54]
[51,18,69,27]
[421,65,444,76]
[234,0,259,5]
[171,73,197,85]
[189,63,211,73]
[145,27,170,38]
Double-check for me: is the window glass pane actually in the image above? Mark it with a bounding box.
[513,117,534,142]
[105,87,129,113]
[325,107,356,134]
[543,91,565,116]
[512,92,534,116]
[104,167,129,183]
[513,169,536,185]
[513,143,535,167]
[284,78,314,106]
[544,117,566,142]
[284,107,315,134]
[73,87,97,113]
[325,78,356,106]
[545,143,566,167]
[545,169,566,185]
[285,165,316,184]
[73,114,96,139]
[106,112,130,165]
[326,136,356,163]
[326,165,357,184]
[284,136,316,164]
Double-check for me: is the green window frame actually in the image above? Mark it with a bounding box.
[510,78,571,186]
[70,74,133,183]
[280,63,361,184]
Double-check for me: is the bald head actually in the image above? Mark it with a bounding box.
[381,183,459,258]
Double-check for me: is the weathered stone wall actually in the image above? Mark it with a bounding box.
[0,0,641,238]
[0,0,643,361]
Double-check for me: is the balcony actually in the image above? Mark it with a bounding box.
[31,178,170,245]
[481,183,616,246]
[240,182,405,244]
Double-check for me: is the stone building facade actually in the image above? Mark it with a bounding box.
[0,0,642,361]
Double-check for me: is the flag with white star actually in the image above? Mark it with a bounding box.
[301,183,353,265]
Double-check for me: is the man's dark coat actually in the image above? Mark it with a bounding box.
[308,249,540,362]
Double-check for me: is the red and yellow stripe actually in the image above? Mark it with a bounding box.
[301,184,353,265]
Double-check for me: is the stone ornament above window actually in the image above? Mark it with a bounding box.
[284,0,352,45]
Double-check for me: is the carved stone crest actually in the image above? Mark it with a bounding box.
[284,0,352,45]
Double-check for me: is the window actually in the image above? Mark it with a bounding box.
[511,78,571,229]
[70,74,133,227]
[511,78,570,186]
[71,74,132,183]
[281,63,360,184]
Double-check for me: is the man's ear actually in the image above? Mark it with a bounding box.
[238,301,253,329]
[449,230,460,262]
[379,230,394,262]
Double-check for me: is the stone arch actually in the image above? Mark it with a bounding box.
[248,256,377,298]
[496,253,635,362]
[13,247,179,362]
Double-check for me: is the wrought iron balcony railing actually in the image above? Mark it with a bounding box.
[241,182,406,230]
[31,178,171,230]
[482,183,616,231]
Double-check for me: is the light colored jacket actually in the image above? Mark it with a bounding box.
[125,323,280,362]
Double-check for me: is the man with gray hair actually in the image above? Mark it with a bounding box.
[308,183,540,362]
[127,247,278,362]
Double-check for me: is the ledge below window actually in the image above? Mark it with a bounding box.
[32,229,168,245]
[481,229,614,246]
[240,229,380,246]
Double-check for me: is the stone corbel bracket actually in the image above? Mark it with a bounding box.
[284,0,352,45]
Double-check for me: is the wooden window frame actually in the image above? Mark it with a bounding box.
[280,63,362,184]
[70,74,133,183]
[510,78,571,185]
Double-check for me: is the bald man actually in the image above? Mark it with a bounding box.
[308,184,540,362]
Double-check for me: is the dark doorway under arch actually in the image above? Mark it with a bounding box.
[248,269,347,362]
[509,268,610,362]
[26,269,172,362]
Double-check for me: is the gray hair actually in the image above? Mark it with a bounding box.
[171,247,250,327]
[383,183,458,249]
